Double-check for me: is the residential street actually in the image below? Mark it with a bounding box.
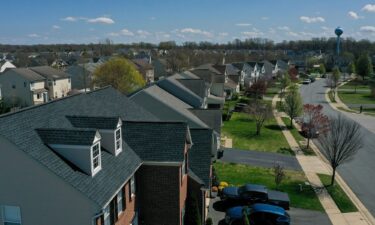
[300,79,375,217]
[219,148,302,171]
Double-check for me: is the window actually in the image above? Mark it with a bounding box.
[117,188,124,215]
[103,205,110,225]
[2,205,22,225]
[53,80,56,86]
[115,128,121,151]
[68,78,71,83]
[131,213,138,225]
[23,82,26,88]
[92,142,101,173]
[12,84,16,89]
[36,93,41,99]
[129,176,135,199]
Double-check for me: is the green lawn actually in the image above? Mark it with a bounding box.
[339,80,370,90]
[318,174,358,213]
[222,113,293,155]
[338,91,375,105]
[214,162,324,211]
[281,117,315,156]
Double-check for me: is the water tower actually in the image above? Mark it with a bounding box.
[335,27,343,56]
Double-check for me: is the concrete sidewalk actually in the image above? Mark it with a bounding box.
[272,94,374,225]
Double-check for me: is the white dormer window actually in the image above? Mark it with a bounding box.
[115,128,122,154]
[91,142,101,175]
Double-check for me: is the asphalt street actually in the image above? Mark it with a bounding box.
[219,148,302,171]
[300,79,375,217]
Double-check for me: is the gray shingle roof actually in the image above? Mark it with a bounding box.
[189,129,213,189]
[3,68,46,81]
[124,121,189,162]
[0,87,158,207]
[157,77,204,108]
[129,85,209,129]
[29,66,70,80]
[37,128,98,145]
[67,116,120,130]
[176,79,207,99]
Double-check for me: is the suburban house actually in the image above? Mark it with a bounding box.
[190,64,226,108]
[65,62,103,90]
[0,86,216,225]
[0,68,48,106]
[0,60,16,73]
[29,66,71,99]
[131,59,155,83]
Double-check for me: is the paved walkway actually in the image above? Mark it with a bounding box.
[219,148,302,171]
[272,94,374,225]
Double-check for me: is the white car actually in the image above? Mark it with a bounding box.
[302,79,311,84]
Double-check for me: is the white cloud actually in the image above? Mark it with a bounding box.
[150,17,156,20]
[219,32,229,37]
[348,11,360,19]
[235,23,251,27]
[52,25,61,29]
[108,32,120,37]
[300,16,325,23]
[261,17,269,20]
[87,17,114,24]
[180,28,213,37]
[120,29,134,36]
[321,26,330,31]
[137,30,151,36]
[277,26,290,31]
[61,16,78,22]
[360,26,375,33]
[287,31,299,37]
[28,33,40,38]
[242,30,264,38]
[362,4,375,12]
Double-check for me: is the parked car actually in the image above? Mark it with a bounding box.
[302,79,311,84]
[225,203,291,225]
[309,76,316,82]
[221,184,290,210]
[234,103,248,112]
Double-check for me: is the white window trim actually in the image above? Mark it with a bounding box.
[117,189,124,215]
[1,205,22,225]
[130,176,136,197]
[103,204,110,225]
[91,142,101,176]
[114,128,122,155]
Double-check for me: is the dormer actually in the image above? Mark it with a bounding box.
[66,116,123,156]
[36,128,102,176]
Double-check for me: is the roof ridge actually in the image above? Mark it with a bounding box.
[0,86,112,119]
[124,120,188,124]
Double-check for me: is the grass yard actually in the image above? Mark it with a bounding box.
[214,162,324,211]
[281,117,315,156]
[318,174,358,213]
[338,91,375,105]
[222,112,293,155]
[339,80,370,91]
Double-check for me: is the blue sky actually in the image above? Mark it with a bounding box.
[1,0,375,44]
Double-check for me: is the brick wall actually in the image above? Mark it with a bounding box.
[137,165,184,225]
[115,181,136,225]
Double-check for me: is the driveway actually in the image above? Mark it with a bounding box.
[219,148,302,171]
[300,79,375,217]
[207,197,332,225]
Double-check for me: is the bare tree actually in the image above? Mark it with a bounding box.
[244,102,272,136]
[273,163,285,190]
[318,115,363,186]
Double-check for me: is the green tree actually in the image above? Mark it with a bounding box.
[184,194,201,225]
[279,73,291,98]
[348,62,356,75]
[93,57,146,93]
[319,64,326,75]
[356,53,373,81]
[284,86,303,128]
